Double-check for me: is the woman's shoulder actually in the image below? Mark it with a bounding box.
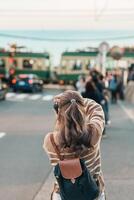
[83,97,95,105]
[84,97,102,111]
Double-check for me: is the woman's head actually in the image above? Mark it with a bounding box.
[53,90,92,154]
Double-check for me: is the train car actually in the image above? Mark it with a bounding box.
[57,48,134,85]
[57,50,99,84]
[0,50,51,82]
[1,46,133,85]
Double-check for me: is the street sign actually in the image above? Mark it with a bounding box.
[99,42,110,54]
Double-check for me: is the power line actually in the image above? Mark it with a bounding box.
[94,0,109,20]
[0,32,134,42]
[1,8,134,12]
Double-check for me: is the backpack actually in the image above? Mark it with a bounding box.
[50,134,100,200]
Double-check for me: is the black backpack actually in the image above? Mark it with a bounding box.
[50,134,100,200]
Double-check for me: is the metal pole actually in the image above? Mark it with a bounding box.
[102,51,106,76]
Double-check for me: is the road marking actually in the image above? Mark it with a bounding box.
[6,93,54,101]
[15,94,29,100]
[119,102,134,122]
[42,95,53,101]
[6,98,24,102]
[28,94,42,100]
[6,92,16,98]
[0,132,6,139]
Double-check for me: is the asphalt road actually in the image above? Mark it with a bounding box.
[102,102,134,199]
[1,90,134,200]
[0,89,63,200]
[34,101,134,200]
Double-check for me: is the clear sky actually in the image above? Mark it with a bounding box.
[1,0,134,65]
[0,0,134,29]
[1,30,134,65]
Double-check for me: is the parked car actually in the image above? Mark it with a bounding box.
[0,79,7,100]
[11,74,44,93]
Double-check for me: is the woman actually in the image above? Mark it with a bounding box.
[75,75,86,96]
[83,80,109,132]
[83,80,103,104]
[43,90,106,200]
[109,75,118,104]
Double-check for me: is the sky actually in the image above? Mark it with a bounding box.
[0,0,134,29]
[1,0,134,65]
[1,30,134,65]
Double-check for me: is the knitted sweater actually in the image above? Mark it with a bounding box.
[43,98,105,194]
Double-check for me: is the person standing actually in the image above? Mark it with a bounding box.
[43,90,106,200]
[109,75,118,103]
[75,75,86,96]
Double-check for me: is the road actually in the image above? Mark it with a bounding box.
[0,89,63,200]
[102,102,134,199]
[1,90,134,200]
[34,101,134,200]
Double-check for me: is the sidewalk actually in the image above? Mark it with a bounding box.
[118,100,134,122]
[34,101,134,200]
[44,84,75,90]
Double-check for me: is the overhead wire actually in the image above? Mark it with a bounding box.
[0,32,134,42]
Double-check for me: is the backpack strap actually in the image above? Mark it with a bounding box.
[50,133,63,160]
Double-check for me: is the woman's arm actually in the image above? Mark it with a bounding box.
[43,133,60,167]
[84,98,105,146]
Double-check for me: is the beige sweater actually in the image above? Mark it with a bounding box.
[43,98,105,194]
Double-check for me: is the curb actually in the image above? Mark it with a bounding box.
[34,171,54,200]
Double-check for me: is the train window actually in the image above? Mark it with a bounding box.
[86,60,91,70]
[61,60,67,69]
[73,60,82,70]
[45,59,50,67]
[69,60,75,70]
[8,58,17,67]
[13,60,17,67]
[23,59,33,69]
[0,59,5,68]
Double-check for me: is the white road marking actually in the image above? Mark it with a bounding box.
[42,95,53,101]
[119,102,134,122]
[15,94,29,99]
[0,132,6,139]
[28,94,42,100]
[6,92,16,98]
[6,92,54,102]
[7,99,23,102]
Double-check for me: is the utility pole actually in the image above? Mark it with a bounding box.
[99,42,109,75]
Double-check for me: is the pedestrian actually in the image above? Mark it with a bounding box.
[109,75,118,103]
[103,89,111,125]
[43,90,106,200]
[116,76,124,100]
[92,74,105,94]
[83,80,107,137]
[75,75,86,96]
[83,80,103,104]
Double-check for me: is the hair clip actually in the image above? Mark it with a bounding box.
[70,99,76,103]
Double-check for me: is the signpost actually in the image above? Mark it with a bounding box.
[99,42,109,75]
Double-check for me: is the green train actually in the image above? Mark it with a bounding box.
[0,51,50,82]
[0,48,133,84]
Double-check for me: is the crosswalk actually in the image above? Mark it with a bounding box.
[6,92,54,102]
